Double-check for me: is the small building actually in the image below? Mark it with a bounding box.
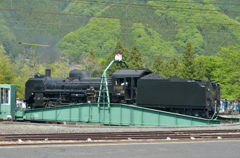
[0,84,16,120]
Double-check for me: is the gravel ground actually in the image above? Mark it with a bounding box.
[1,121,240,134]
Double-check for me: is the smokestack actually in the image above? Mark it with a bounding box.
[45,69,51,78]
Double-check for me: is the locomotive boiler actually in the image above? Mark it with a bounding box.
[24,68,220,118]
[25,69,104,108]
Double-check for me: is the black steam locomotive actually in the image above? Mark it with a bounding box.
[24,69,220,118]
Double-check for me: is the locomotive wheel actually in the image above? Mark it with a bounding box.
[205,111,210,119]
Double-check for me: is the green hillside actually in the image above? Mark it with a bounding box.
[1,0,80,62]
[0,3,19,58]
[0,0,240,66]
[57,0,240,66]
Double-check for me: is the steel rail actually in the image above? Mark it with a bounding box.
[1,130,240,142]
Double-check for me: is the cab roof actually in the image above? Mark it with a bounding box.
[112,69,152,78]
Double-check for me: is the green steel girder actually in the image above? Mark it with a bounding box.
[16,103,221,126]
[97,60,128,108]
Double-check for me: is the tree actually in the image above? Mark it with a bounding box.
[163,62,172,78]
[0,44,15,84]
[212,45,240,99]
[164,58,180,78]
[0,75,4,84]
[170,58,180,77]
[0,44,28,98]
[201,56,220,81]
[11,52,39,99]
[13,65,36,99]
[151,56,165,77]
[181,42,196,79]
[83,48,102,77]
[195,57,207,80]
[128,45,144,69]
[49,57,70,78]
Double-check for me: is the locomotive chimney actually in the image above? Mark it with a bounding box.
[45,69,51,78]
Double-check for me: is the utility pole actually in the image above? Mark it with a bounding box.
[230,15,232,25]
[83,13,87,25]
[11,0,13,10]
[126,6,128,18]
[126,4,130,18]
[229,15,231,37]
[59,21,61,30]
[151,17,153,35]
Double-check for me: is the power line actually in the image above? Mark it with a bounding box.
[51,0,240,14]
[147,0,240,5]
[6,20,57,25]
[1,15,240,31]
[5,20,240,36]
[0,16,240,30]
[8,26,52,31]
[4,25,239,39]
[5,18,240,33]
[6,20,80,26]
[1,8,240,28]
[141,54,191,59]
[52,0,240,6]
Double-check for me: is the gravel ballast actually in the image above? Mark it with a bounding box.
[1,121,240,134]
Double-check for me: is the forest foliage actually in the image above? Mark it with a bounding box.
[1,40,240,100]
[57,0,240,66]
[0,0,240,99]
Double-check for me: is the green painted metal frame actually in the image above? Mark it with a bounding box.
[97,60,128,108]
[16,103,221,126]
[0,84,16,120]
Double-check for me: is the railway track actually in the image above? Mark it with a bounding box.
[1,129,240,145]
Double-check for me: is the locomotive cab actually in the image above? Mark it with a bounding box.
[112,77,137,104]
[111,69,152,104]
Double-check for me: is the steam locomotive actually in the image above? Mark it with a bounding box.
[24,69,220,118]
